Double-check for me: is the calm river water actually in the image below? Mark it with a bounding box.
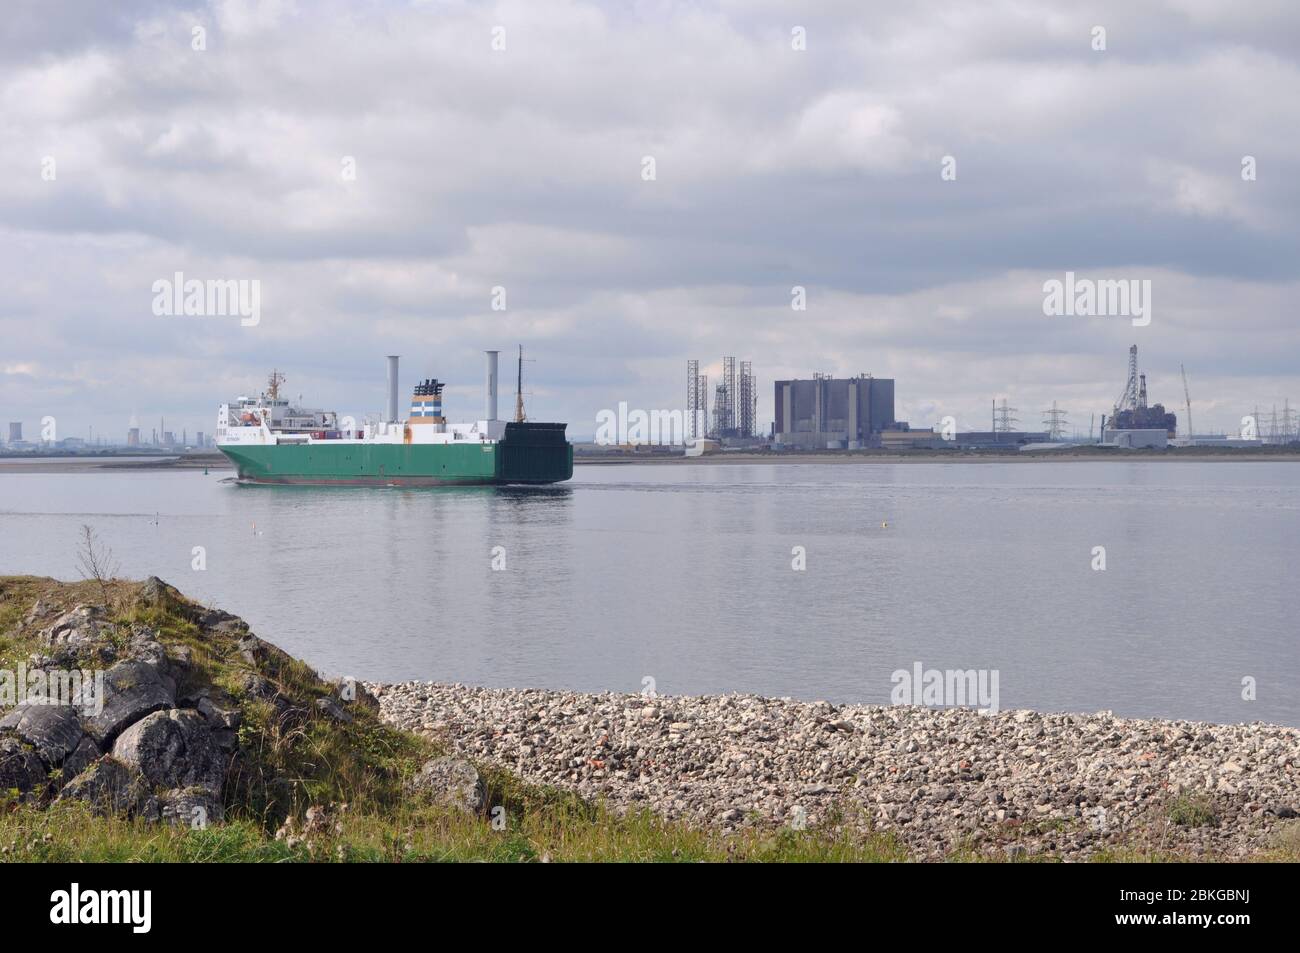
[1,460,1295,725]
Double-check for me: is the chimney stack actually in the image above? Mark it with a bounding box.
[386,355,400,423]
[485,350,499,421]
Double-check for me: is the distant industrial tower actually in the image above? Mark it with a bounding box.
[1108,344,1176,437]
[737,360,756,438]
[713,356,738,436]
[686,360,707,440]
[1180,364,1194,443]
[1281,399,1298,443]
[711,381,731,438]
[1260,402,1299,444]
[1041,401,1069,440]
[1117,345,1139,416]
[993,398,1019,433]
[687,356,755,440]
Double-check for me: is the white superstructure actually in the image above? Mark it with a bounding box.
[216,356,509,448]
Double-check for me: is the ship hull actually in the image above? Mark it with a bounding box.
[220,422,573,486]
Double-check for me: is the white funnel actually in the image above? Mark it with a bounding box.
[386,355,399,423]
[485,350,499,421]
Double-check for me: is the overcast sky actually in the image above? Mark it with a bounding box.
[2,0,1298,442]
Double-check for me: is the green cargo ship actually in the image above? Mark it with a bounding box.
[216,352,573,486]
[220,422,571,486]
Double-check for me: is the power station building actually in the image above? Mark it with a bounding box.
[774,374,896,449]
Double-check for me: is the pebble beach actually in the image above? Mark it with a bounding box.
[370,681,1300,860]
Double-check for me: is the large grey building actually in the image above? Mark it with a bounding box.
[774,374,895,449]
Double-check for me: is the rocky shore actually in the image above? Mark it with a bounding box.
[370,681,1300,860]
[0,577,396,835]
[4,575,1296,862]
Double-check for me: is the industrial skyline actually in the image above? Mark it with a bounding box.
[2,1,1299,443]
[5,345,1299,449]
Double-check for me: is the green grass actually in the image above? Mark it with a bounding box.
[1165,791,1220,829]
[0,799,908,863]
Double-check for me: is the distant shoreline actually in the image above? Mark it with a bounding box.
[575,450,1300,465]
[0,453,228,474]
[3,449,1299,475]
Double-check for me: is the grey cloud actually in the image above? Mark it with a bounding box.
[1,0,1297,441]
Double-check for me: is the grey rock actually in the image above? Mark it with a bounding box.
[186,690,242,730]
[25,598,60,625]
[111,709,225,793]
[328,677,380,713]
[196,607,241,629]
[78,658,175,745]
[60,736,102,785]
[236,633,294,674]
[236,671,295,717]
[58,756,147,814]
[136,576,185,615]
[200,696,242,729]
[315,697,353,724]
[237,672,278,700]
[405,756,484,814]
[0,703,84,765]
[125,626,170,670]
[41,605,113,649]
[0,736,48,795]
[157,786,224,828]
[206,618,249,637]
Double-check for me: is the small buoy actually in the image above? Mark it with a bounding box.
[882,520,889,529]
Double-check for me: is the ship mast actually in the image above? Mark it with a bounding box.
[514,346,526,423]
[267,369,286,401]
